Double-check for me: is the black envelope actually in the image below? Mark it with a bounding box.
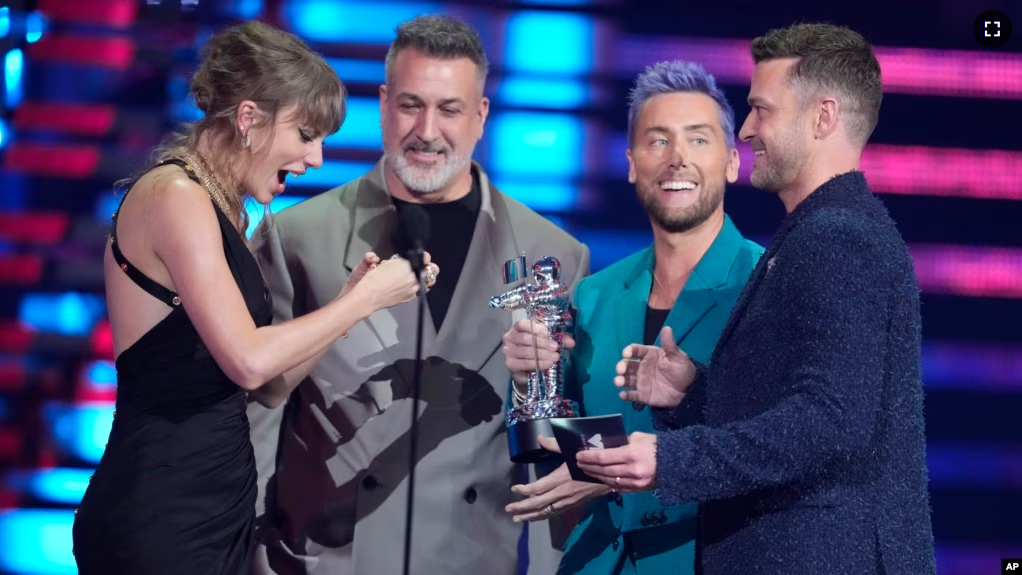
[549,415,629,483]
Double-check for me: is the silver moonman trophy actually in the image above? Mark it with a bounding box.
[489,254,579,463]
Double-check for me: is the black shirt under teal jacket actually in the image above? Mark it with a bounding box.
[553,215,762,575]
[652,171,936,574]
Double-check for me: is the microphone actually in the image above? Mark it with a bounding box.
[398,203,429,575]
[397,204,430,276]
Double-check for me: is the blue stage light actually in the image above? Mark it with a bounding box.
[245,195,309,239]
[0,171,24,210]
[0,509,77,574]
[490,112,584,179]
[19,293,107,337]
[25,11,45,43]
[85,360,117,391]
[45,402,114,464]
[505,12,593,76]
[324,96,382,150]
[94,190,121,223]
[6,49,23,108]
[168,98,202,123]
[494,181,577,212]
[498,76,589,109]
[328,58,386,85]
[284,0,440,44]
[282,160,376,190]
[7,468,92,505]
[604,132,631,176]
[233,0,263,19]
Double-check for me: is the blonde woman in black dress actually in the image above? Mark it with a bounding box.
[71,21,436,575]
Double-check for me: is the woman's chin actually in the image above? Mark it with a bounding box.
[251,190,276,205]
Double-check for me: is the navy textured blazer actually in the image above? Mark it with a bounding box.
[651,171,935,575]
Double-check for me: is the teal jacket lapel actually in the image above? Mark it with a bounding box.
[614,248,654,355]
[657,215,746,348]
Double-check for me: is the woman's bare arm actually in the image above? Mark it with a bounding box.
[149,177,382,396]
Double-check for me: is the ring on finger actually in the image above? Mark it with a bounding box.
[544,503,556,516]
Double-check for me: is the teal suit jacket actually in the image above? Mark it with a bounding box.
[556,215,762,575]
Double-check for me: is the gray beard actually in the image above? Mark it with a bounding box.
[384,149,471,194]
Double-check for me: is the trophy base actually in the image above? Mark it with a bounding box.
[507,418,560,464]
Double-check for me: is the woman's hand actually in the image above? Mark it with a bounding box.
[353,252,440,311]
[338,252,380,300]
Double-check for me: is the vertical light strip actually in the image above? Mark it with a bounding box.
[491,10,595,213]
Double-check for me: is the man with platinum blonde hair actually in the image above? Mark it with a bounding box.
[500,59,761,575]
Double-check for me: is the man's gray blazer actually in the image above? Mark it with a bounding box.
[247,159,590,575]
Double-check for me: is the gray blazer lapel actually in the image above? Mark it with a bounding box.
[429,165,520,373]
[345,160,438,372]
[343,161,396,272]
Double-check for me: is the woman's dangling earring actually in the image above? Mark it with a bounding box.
[242,133,251,148]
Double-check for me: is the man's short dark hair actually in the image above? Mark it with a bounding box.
[385,15,488,85]
[751,23,882,147]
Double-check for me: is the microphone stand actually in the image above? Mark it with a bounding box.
[402,247,426,575]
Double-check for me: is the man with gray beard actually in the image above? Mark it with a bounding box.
[247,14,589,575]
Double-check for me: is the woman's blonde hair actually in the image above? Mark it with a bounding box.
[146,20,345,231]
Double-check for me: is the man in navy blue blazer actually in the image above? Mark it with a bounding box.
[573,23,936,574]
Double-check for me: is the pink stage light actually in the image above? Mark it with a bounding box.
[4,143,100,178]
[0,358,25,392]
[862,144,1022,201]
[28,35,134,69]
[91,320,113,359]
[14,103,116,136]
[0,323,31,354]
[38,0,138,29]
[0,430,21,463]
[621,36,1022,100]
[0,255,43,285]
[0,213,69,245]
[910,244,1022,299]
[76,388,116,403]
[735,143,1022,201]
[0,488,16,510]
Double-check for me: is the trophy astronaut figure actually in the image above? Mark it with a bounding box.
[489,255,579,462]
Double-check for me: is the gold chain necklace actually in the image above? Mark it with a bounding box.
[180,150,233,218]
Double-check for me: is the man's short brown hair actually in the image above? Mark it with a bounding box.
[752,23,882,147]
